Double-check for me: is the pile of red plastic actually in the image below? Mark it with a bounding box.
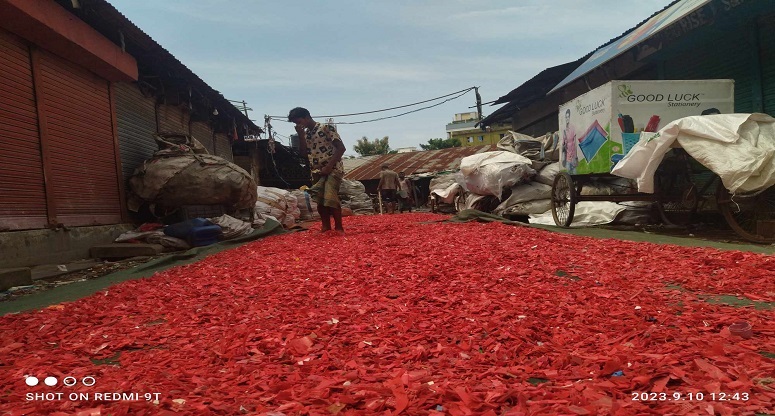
[1,213,773,415]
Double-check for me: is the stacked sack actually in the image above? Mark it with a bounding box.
[254,186,300,228]
[339,179,373,214]
[291,189,319,221]
[493,162,557,216]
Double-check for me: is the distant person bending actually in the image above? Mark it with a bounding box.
[398,172,414,213]
[378,164,401,214]
[289,107,346,233]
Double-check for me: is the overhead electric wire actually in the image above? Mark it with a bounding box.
[267,86,476,120]
[328,88,473,125]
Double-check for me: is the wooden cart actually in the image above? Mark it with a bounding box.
[550,149,775,243]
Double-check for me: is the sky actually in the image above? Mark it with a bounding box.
[109,0,669,156]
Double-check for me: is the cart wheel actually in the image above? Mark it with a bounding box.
[551,172,576,227]
[717,182,775,243]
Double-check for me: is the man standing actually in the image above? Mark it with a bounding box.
[377,164,400,214]
[289,107,346,233]
[398,172,414,213]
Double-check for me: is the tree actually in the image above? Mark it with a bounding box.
[353,136,391,156]
[420,137,462,150]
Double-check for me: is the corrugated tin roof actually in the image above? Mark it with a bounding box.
[345,145,498,181]
[342,155,380,173]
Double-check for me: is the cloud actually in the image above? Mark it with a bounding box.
[398,0,668,42]
[118,0,270,26]
[185,58,440,90]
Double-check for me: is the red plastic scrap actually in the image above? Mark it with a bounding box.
[1,214,774,415]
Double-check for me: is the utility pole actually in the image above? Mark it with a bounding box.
[264,115,276,154]
[475,87,483,123]
[227,99,253,119]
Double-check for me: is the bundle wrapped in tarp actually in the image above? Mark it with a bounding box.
[612,113,775,194]
[460,151,535,199]
[339,179,366,196]
[128,134,256,212]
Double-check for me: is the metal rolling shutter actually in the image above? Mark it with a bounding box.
[663,30,752,112]
[760,14,775,115]
[36,49,122,226]
[214,132,233,161]
[114,82,158,181]
[0,29,47,230]
[190,121,214,154]
[157,104,190,135]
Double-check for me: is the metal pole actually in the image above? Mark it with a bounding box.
[242,101,249,118]
[475,87,483,123]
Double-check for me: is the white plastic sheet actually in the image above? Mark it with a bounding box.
[500,199,552,216]
[432,183,464,205]
[612,113,775,194]
[529,202,626,227]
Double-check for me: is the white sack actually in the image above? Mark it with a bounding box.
[535,162,561,186]
[344,193,373,214]
[529,201,627,227]
[494,182,552,214]
[460,151,535,199]
[338,179,371,214]
[255,186,300,228]
[340,179,366,196]
[612,113,775,194]
[208,214,253,239]
[292,190,320,220]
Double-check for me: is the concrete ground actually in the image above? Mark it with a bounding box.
[0,218,771,316]
[530,223,775,255]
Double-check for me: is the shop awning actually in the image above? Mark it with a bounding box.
[548,0,711,94]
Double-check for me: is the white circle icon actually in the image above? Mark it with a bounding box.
[63,377,77,387]
[25,376,39,387]
[44,377,58,386]
[82,376,96,386]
